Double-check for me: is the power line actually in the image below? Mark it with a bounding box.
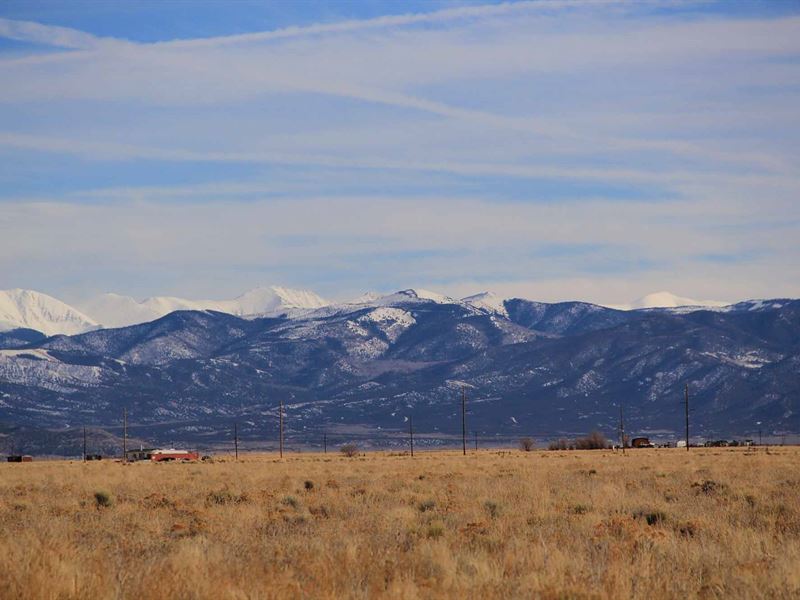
[122,408,127,462]
[461,385,467,456]
[279,398,284,459]
[683,383,690,451]
[409,415,414,457]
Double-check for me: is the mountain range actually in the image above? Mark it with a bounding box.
[0,286,797,455]
[0,287,728,335]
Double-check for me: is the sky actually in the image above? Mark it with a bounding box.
[0,0,799,306]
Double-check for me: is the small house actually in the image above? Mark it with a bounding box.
[7,455,33,462]
[150,449,199,462]
[124,448,199,462]
[125,448,157,462]
[631,437,654,448]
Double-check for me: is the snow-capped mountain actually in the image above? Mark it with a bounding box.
[0,289,98,336]
[80,286,329,328]
[624,291,729,310]
[351,288,455,307]
[1,285,798,454]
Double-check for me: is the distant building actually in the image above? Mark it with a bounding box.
[125,448,158,461]
[125,448,199,462]
[704,440,729,447]
[6,455,33,462]
[631,437,654,448]
[676,440,687,448]
[150,449,199,462]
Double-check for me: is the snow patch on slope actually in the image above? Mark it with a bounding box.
[462,292,508,316]
[357,307,416,342]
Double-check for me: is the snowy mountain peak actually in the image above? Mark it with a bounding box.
[80,285,329,328]
[395,289,454,303]
[461,291,508,316]
[232,286,328,315]
[0,289,98,336]
[629,291,728,310]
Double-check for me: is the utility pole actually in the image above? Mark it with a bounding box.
[474,431,478,452]
[757,421,762,446]
[461,386,467,456]
[619,403,625,455]
[122,407,128,462]
[323,432,327,454]
[409,415,414,457]
[83,426,87,462]
[684,383,690,451]
[234,422,239,461]
[279,398,284,458]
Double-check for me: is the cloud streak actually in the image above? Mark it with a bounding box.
[0,1,798,303]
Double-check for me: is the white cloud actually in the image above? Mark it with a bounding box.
[0,194,797,304]
[0,2,798,302]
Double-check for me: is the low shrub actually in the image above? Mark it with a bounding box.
[206,489,248,505]
[633,509,667,526]
[426,520,445,539]
[484,500,501,519]
[94,490,114,508]
[692,479,725,495]
[282,495,300,509]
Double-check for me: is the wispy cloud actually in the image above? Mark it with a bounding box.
[0,17,106,49]
[0,1,798,303]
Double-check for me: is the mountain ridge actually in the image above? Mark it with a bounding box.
[1,292,796,454]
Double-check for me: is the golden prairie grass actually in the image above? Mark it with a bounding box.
[0,447,798,599]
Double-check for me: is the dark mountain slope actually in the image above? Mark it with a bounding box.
[0,297,797,452]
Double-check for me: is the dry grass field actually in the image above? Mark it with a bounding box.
[0,447,798,599]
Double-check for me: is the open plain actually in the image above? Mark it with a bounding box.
[0,447,798,599]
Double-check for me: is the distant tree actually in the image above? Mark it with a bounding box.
[519,437,535,452]
[575,431,608,450]
[548,438,569,451]
[340,443,359,457]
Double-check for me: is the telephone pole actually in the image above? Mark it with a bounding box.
[83,426,87,461]
[684,383,690,451]
[122,408,128,462]
[474,431,478,452]
[619,403,625,455]
[323,432,327,454]
[234,422,239,461]
[409,415,414,457]
[461,386,467,456]
[279,398,284,458]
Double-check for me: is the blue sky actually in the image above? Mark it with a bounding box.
[1,0,799,305]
